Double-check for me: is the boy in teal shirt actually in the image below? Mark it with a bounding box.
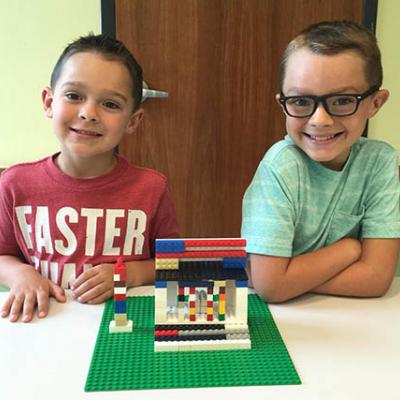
[242,21,400,302]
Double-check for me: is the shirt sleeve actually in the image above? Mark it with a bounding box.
[241,159,297,257]
[362,150,400,238]
[0,171,23,256]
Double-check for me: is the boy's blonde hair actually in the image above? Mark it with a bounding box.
[279,20,382,90]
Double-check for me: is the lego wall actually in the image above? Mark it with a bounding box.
[0,0,100,168]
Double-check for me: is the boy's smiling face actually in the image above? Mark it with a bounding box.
[42,51,143,175]
[278,48,388,170]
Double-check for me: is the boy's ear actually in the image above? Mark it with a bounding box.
[368,89,389,118]
[275,93,285,111]
[126,107,144,135]
[42,86,54,118]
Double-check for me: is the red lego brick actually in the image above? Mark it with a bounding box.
[155,330,179,337]
[157,250,246,259]
[114,256,126,276]
[184,239,246,248]
[114,294,126,301]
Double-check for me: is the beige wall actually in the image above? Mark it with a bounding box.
[0,0,101,168]
[370,0,400,275]
[369,0,400,157]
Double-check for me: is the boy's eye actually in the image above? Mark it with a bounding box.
[287,97,313,107]
[65,92,82,101]
[331,96,356,106]
[103,101,121,110]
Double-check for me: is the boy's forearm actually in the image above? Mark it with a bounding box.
[312,238,399,297]
[250,238,362,302]
[0,255,34,288]
[281,238,362,298]
[126,259,155,287]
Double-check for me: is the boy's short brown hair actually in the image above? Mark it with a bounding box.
[279,20,383,90]
[51,33,143,110]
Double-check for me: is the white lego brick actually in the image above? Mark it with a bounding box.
[113,273,120,281]
[114,287,127,295]
[235,288,248,322]
[156,338,251,352]
[225,323,250,334]
[109,320,133,333]
[154,341,179,352]
[226,332,250,341]
[154,287,167,324]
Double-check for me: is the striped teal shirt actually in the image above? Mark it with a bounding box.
[242,136,400,257]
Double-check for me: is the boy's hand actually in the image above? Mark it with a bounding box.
[71,263,114,304]
[1,268,66,323]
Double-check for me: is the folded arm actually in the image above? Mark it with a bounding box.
[312,238,399,296]
[248,237,399,303]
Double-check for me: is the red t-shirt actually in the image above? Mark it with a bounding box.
[0,154,179,287]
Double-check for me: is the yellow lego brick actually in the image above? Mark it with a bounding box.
[115,313,128,326]
[155,258,179,270]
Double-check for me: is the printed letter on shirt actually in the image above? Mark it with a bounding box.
[123,209,146,255]
[55,207,78,256]
[16,206,33,249]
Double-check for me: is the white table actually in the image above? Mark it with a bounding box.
[1,279,399,400]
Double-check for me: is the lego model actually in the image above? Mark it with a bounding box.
[109,256,133,333]
[154,238,251,352]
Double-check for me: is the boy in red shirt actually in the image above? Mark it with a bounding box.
[0,34,179,322]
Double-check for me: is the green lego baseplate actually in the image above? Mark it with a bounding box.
[85,294,300,391]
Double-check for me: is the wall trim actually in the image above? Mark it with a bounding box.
[101,0,116,38]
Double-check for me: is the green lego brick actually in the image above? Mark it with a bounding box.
[85,294,300,391]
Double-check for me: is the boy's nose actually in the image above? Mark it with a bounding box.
[308,103,334,127]
[79,103,98,122]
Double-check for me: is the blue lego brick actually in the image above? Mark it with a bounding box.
[155,280,168,288]
[156,239,185,254]
[114,300,126,313]
[236,280,248,288]
[223,257,247,269]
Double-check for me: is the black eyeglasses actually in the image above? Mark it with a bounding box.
[279,85,379,118]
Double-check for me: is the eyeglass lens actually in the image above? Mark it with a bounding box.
[285,94,358,117]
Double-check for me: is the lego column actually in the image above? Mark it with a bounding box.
[109,256,133,333]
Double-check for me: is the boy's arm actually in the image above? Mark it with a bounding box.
[126,259,155,287]
[248,238,361,303]
[0,255,66,322]
[71,259,155,304]
[312,238,399,296]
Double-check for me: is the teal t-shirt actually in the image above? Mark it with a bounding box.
[241,136,400,257]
